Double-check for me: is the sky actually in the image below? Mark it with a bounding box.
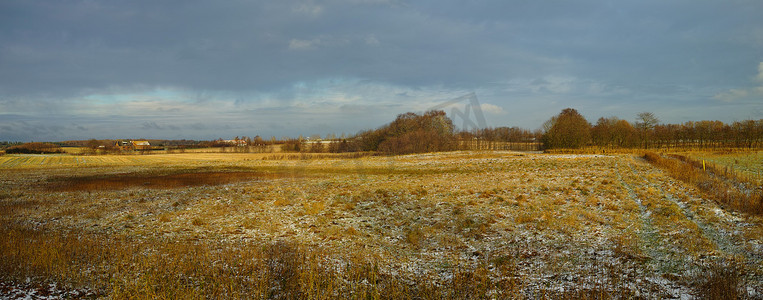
[1,0,762,142]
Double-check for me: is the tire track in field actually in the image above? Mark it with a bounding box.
[616,161,675,272]
[633,157,763,294]
[0,157,14,167]
[0,157,12,167]
[631,161,739,257]
[0,156,25,168]
[617,159,696,299]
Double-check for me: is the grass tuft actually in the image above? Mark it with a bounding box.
[697,260,742,300]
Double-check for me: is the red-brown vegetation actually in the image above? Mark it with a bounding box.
[44,171,290,192]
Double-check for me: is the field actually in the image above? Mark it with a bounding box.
[1,151,762,298]
[686,150,763,186]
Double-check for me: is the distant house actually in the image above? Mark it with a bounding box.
[116,141,131,151]
[115,141,151,151]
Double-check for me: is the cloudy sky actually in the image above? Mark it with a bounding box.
[1,0,762,141]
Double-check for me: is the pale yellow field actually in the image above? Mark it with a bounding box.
[0,153,278,169]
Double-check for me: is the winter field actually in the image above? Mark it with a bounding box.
[1,151,762,299]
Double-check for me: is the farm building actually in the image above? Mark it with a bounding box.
[115,141,151,151]
[115,141,131,151]
[132,141,151,150]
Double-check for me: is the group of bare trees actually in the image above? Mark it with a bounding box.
[457,127,541,151]
[341,110,458,154]
[543,108,763,150]
[651,119,763,149]
[591,112,658,149]
[274,111,458,155]
[377,111,458,154]
[591,117,638,148]
[285,108,761,154]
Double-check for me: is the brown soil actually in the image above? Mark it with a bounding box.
[44,171,288,191]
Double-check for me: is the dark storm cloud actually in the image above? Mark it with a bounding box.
[0,116,77,141]
[0,1,623,93]
[1,0,761,141]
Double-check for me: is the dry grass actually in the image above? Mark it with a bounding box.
[0,223,530,299]
[1,150,762,298]
[261,152,372,160]
[696,259,743,300]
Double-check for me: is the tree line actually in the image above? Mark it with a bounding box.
[271,108,763,154]
[4,108,760,155]
[542,108,763,150]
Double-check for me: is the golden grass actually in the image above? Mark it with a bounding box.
[0,152,303,169]
[0,223,532,299]
[2,150,761,298]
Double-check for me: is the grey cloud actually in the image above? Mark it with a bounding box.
[0,1,575,96]
[189,123,207,131]
[72,123,88,131]
[140,121,181,131]
[140,121,164,130]
[1,0,761,141]
[0,119,72,141]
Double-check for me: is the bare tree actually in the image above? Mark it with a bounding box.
[635,112,659,148]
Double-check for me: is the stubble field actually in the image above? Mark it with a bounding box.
[1,151,761,299]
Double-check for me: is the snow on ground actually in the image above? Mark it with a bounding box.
[2,151,762,298]
[0,280,99,300]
